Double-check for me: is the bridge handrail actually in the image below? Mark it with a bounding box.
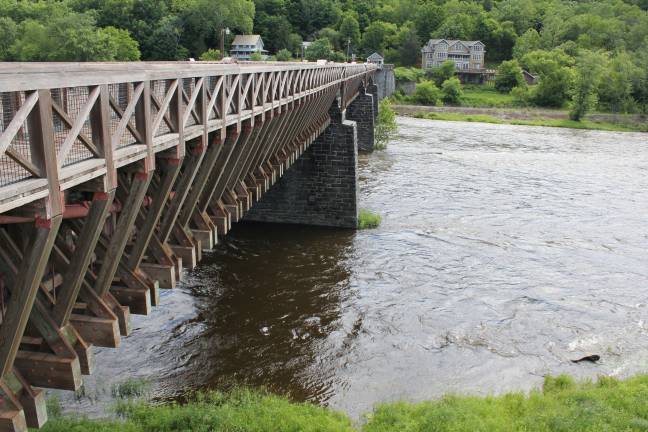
[0,61,377,216]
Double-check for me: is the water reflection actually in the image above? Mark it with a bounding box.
[159,223,355,402]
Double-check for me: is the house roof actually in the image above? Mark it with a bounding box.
[424,39,484,49]
[232,35,263,46]
[367,52,384,60]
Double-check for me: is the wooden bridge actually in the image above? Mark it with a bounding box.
[0,61,379,431]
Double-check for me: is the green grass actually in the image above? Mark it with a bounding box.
[413,111,648,132]
[364,375,648,432]
[111,378,149,400]
[40,388,354,432]
[460,85,517,108]
[36,375,648,431]
[358,209,381,229]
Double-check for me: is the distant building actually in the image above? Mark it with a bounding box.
[522,70,538,85]
[421,39,485,70]
[230,35,267,60]
[367,52,384,67]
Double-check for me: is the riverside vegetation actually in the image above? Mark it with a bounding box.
[40,374,648,431]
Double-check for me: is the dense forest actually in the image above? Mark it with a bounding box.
[0,0,647,113]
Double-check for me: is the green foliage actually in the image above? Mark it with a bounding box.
[413,81,442,105]
[250,52,264,61]
[495,59,525,93]
[275,48,293,61]
[364,374,648,431]
[393,67,424,83]
[38,374,648,432]
[522,49,576,107]
[570,50,607,120]
[305,38,332,61]
[41,388,354,432]
[358,210,382,229]
[111,378,149,400]
[1,0,647,115]
[441,77,463,104]
[462,85,517,107]
[339,13,361,50]
[426,60,456,87]
[413,110,648,132]
[375,98,398,149]
[199,48,221,61]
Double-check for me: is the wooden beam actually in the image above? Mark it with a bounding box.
[52,191,114,326]
[0,216,62,379]
[94,170,152,297]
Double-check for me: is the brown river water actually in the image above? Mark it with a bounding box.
[58,117,648,418]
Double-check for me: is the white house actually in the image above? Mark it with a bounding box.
[230,35,268,60]
[366,52,384,67]
[421,39,485,70]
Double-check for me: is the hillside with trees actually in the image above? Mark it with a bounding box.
[0,0,647,114]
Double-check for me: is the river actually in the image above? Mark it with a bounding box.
[59,117,648,419]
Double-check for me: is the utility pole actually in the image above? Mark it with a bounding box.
[220,27,230,59]
[347,38,351,63]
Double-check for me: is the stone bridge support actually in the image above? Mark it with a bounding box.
[346,86,375,152]
[245,100,363,228]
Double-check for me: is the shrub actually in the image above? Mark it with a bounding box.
[426,60,456,87]
[358,210,381,229]
[394,66,424,83]
[111,378,149,400]
[441,77,463,104]
[199,48,221,61]
[413,80,442,105]
[495,59,525,93]
[275,48,292,61]
[375,98,398,149]
[250,52,263,61]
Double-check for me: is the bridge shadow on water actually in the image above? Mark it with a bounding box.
[157,221,355,404]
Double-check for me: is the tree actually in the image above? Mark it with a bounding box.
[513,29,541,61]
[317,27,340,51]
[598,51,642,112]
[432,14,476,40]
[199,48,221,60]
[570,50,607,120]
[101,26,140,60]
[375,98,398,150]
[414,3,445,42]
[288,0,341,37]
[361,21,396,56]
[0,17,17,60]
[441,77,463,104]
[305,38,332,60]
[495,59,525,93]
[427,60,456,87]
[393,22,420,67]
[521,49,576,107]
[413,81,442,105]
[339,13,360,49]
[275,48,292,61]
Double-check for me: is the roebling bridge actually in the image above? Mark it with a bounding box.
[0,61,383,431]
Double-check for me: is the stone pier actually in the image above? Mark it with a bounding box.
[245,101,362,228]
[346,87,375,152]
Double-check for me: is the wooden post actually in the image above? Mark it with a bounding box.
[52,191,114,326]
[94,170,152,297]
[0,216,62,380]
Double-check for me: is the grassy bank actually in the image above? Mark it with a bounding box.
[460,85,517,108]
[40,374,648,431]
[392,106,648,133]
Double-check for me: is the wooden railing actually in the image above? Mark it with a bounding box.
[0,62,376,216]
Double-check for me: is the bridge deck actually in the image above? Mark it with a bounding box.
[0,62,372,215]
